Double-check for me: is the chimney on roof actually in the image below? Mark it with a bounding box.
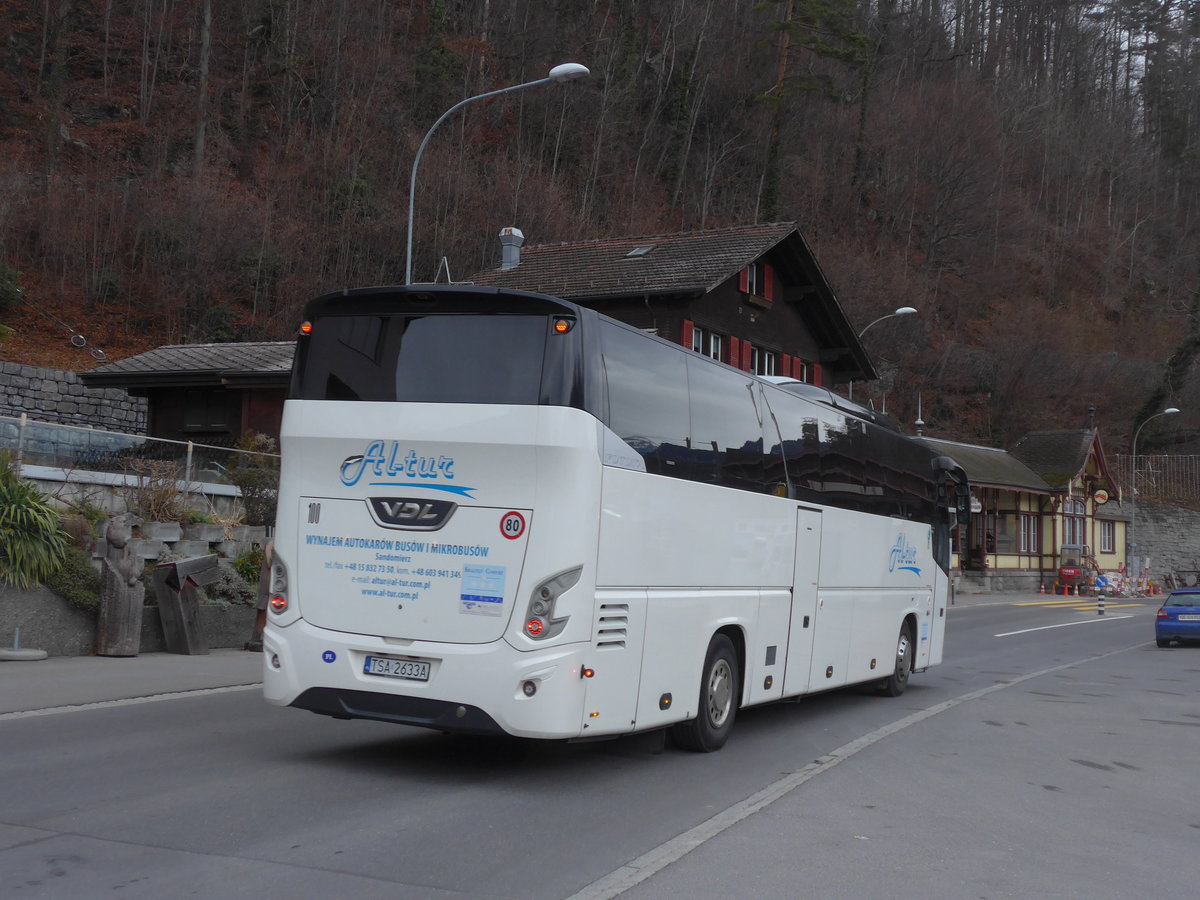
[499,226,524,270]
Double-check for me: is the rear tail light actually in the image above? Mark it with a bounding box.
[522,566,582,641]
[268,558,290,616]
[1156,608,1168,619]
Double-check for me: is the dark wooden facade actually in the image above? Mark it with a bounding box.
[81,342,293,445]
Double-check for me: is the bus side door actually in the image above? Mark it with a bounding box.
[782,507,822,696]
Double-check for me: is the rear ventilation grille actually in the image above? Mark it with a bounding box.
[595,603,629,650]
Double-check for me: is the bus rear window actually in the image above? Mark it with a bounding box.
[293,314,548,404]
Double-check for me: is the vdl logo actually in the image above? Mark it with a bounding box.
[368,497,457,531]
[888,534,922,576]
[340,441,476,497]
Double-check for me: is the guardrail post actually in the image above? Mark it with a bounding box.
[15,412,26,472]
[185,440,194,504]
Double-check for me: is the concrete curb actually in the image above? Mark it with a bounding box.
[0,647,49,661]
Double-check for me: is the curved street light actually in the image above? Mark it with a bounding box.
[850,306,917,399]
[404,62,590,285]
[1129,406,1180,563]
[858,306,918,339]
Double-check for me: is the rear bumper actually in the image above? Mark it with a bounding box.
[262,618,590,739]
[290,687,504,734]
[1155,620,1200,641]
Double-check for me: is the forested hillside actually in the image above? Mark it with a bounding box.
[0,0,1197,453]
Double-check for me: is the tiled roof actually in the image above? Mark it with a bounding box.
[467,222,800,298]
[81,342,294,387]
[1010,430,1096,489]
[919,437,1051,493]
[1094,500,1130,521]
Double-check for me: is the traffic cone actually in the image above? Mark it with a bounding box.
[1038,582,1045,594]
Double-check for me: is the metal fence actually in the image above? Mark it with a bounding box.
[1111,454,1200,504]
[0,413,279,490]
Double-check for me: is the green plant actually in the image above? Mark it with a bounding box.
[227,432,279,527]
[199,564,256,606]
[46,545,101,614]
[58,494,109,551]
[0,452,70,588]
[64,495,110,531]
[233,545,264,587]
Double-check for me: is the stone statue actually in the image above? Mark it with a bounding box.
[96,513,146,656]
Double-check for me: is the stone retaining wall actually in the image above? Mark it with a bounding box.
[0,584,257,658]
[0,521,268,658]
[1134,501,1200,585]
[0,361,146,431]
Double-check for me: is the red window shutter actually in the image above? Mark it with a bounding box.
[741,339,753,372]
[811,363,823,386]
[738,267,749,293]
[781,354,791,377]
[728,337,740,370]
[681,319,695,350]
[763,264,776,302]
[792,358,804,379]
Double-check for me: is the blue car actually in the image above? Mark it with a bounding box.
[1156,588,1200,647]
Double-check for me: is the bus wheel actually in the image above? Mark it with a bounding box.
[879,624,913,697]
[672,634,739,752]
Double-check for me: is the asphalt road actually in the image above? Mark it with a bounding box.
[1,593,1195,899]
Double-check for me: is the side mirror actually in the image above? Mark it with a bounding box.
[932,456,971,526]
[955,482,971,526]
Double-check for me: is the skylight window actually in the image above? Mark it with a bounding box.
[625,245,656,258]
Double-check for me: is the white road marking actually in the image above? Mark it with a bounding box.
[566,642,1145,900]
[994,615,1133,637]
[0,683,262,722]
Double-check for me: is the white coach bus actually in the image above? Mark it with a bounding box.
[262,284,968,751]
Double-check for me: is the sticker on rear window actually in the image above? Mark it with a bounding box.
[460,565,506,617]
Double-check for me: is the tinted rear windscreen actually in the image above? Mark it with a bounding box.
[293,314,548,404]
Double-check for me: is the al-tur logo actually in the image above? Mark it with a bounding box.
[888,534,922,576]
[340,441,475,497]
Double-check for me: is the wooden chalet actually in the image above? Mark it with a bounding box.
[79,222,878,446]
[80,342,293,446]
[467,222,875,386]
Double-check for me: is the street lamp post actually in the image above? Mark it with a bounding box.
[850,306,917,399]
[1129,406,1180,571]
[404,62,589,285]
[858,306,918,339]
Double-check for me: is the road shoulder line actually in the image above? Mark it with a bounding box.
[566,641,1147,900]
[0,683,262,722]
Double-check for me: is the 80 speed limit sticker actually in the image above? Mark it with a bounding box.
[499,511,526,540]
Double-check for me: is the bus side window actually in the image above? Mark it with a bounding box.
[601,322,690,477]
[686,357,766,491]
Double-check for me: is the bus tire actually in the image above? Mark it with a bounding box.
[878,623,914,697]
[672,634,739,752]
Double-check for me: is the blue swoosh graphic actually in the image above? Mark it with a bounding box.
[366,481,477,497]
[899,566,921,575]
